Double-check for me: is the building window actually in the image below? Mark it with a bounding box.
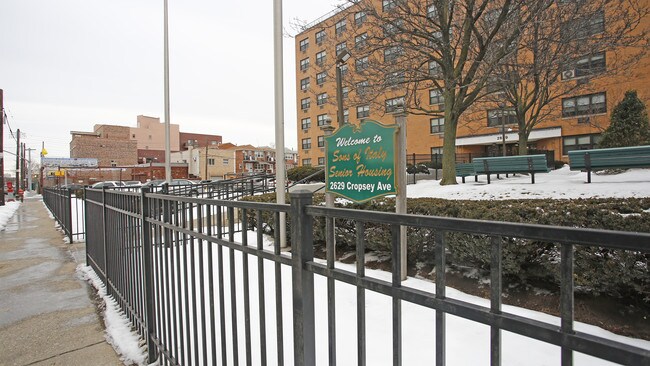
[355,56,369,72]
[342,86,349,99]
[302,138,312,150]
[317,114,329,126]
[318,157,325,166]
[301,117,311,130]
[355,33,367,49]
[384,45,402,63]
[385,96,405,113]
[316,50,327,65]
[487,108,517,127]
[429,89,444,105]
[301,97,311,110]
[562,92,606,117]
[336,42,347,54]
[562,52,606,80]
[431,147,443,155]
[356,80,369,95]
[383,20,403,37]
[300,77,310,91]
[208,158,215,165]
[315,30,326,44]
[300,57,310,71]
[111,160,117,167]
[299,38,309,52]
[343,109,349,123]
[223,159,229,165]
[340,64,348,76]
[563,11,605,39]
[428,4,438,19]
[357,105,370,118]
[335,19,347,35]
[429,61,442,77]
[302,158,312,166]
[318,135,325,148]
[563,134,601,153]
[355,11,367,25]
[486,76,506,94]
[316,71,327,85]
[383,0,397,12]
[430,117,445,134]
[385,71,404,87]
[317,93,328,106]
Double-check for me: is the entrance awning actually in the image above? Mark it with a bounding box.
[455,127,561,146]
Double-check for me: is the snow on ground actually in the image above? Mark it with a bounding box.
[408,166,650,200]
[78,265,147,366]
[0,201,21,231]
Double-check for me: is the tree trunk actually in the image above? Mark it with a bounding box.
[440,116,458,185]
[518,129,529,155]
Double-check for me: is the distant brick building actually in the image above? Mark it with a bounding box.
[180,132,223,150]
[70,125,138,166]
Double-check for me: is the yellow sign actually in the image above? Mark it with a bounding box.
[54,170,65,177]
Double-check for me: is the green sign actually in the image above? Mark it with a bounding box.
[325,120,398,202]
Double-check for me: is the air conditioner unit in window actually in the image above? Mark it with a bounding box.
[562,69,575,80]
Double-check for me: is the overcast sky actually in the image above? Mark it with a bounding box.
[1,0,346,172]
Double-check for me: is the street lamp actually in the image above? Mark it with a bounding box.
[335,49,351,127]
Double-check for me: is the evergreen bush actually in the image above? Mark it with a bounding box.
[242,194,650,301]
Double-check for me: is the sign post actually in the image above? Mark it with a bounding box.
[325,120,398,202]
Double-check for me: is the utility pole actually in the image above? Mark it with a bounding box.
[15,128,20,191]
[26,148,35,190]
[0,89,5,206]
[21,143,26,190]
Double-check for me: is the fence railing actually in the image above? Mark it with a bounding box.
[43,187,85,243]
[84,188,650,365]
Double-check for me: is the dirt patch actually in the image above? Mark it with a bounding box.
[320,248,650,340]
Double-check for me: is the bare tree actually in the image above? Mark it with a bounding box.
[481,0,649,156]
[331,0,554,185]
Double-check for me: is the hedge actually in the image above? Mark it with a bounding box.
[242,194,650,302]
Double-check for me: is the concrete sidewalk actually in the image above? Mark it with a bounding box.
[0,195,123,366]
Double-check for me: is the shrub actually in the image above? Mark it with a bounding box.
[243,194,650,301]
[287,166,325,183]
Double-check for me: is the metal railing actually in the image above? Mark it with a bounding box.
[84,188,650,366]
[43,187,85,242]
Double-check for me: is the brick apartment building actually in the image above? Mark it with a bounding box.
[294,1,649,166]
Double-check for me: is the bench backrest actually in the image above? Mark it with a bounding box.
[473,154,549,174]
[568,145,650,170]
[455,163,475,177]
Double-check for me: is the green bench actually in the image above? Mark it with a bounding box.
[472,154,549,184]
[568,145,650,183]
[455,163,477,183]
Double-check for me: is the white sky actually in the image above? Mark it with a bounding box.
[0,0,347,171]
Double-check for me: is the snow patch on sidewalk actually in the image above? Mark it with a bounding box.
[77,265,148,366]
[0,201,21,231]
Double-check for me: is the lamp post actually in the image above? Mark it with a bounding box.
[163,0,171,183]
[392,101,408,280]
[335,49,351,127]
[497,103,507,157]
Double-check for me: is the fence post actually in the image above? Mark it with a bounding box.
[291,190,315,366]
[66,188,73,243]
[101,186,109,287]
[139,187,158,364]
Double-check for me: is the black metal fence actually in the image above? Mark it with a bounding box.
[85,188,650,366]
[42,187,85,243]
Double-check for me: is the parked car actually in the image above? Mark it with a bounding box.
[91,181,126,189]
